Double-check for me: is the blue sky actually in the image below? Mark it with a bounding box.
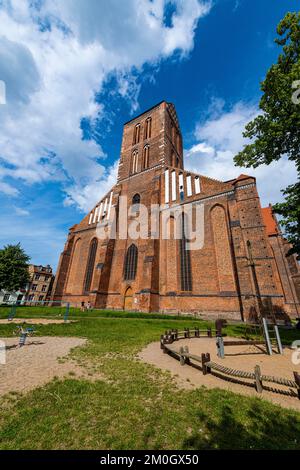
[0,0,298,270]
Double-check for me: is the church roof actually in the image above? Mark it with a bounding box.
[261,206,279,236]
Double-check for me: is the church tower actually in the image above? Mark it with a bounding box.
[117,101,183,183]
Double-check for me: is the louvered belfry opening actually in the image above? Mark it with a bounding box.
[179,214,192,291]
[124,244,138,281]
[84,238,98,292]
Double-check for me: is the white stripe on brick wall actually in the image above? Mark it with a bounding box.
[93,206,99,224]
[88,213,93,225]
[186,175,192,197]
[195,176,201,194]
[97,202,103,222]
[179,173,184,195]
[164,169,169,204]
[107,192,113,220]
[171,171,176,201]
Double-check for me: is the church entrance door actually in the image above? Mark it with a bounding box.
[124,287,133,311]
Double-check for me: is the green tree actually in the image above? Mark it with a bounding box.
[234,11,300,258]
[0,243,30,292]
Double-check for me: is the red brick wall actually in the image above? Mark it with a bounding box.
[52,102,298,320]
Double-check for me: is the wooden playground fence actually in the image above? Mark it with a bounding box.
[160,332,300,400]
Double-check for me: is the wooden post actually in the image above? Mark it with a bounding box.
[184,345,190,364]
[294,372,300,400]
[216,336,225,359]
[207,327,212,338]
[179,346,185,365]
[254,365,263,393]
[187,328,190,338]
[201,353,211,375]
[160,335,164,349]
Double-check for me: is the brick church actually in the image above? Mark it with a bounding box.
[52,101,300,321]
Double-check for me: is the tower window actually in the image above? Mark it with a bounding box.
[124,244,138,281]
[133,123,141,145]
[144,117,152,139]
[84,238,98,293]
[132,150,139,174]
[143,145,150,169]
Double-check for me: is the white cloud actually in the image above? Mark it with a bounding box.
[0,0,211,211]
[185,100,297,207]
[0,181,19,196]
[14,206,30,216]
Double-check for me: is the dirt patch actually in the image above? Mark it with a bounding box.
[0,319,76,325]
[138,337,300,411]
[0,336,104,397]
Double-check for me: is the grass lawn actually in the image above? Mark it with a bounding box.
[0,308,299,450]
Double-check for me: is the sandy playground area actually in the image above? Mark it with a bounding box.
[0,318,75,325]
[0,336,88,397]
[139,337,300,411]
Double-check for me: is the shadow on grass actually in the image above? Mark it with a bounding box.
[182,400,299,450]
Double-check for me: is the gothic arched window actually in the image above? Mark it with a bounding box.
[143,145,150,169]
[132,150,138,174]
[133,123,141,145]
[144,117,152,139]
[84,238,98,292]
[124,244,138,281]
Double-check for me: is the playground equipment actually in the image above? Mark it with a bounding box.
[7,300,71,322]
[14,324,35,347]
[215,316,284,359]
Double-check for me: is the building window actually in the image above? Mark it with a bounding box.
[132,194,140,205]
[41,285,47,292]
[38,295,44,301]
[132,150,139,174]
[34,274,40,280]
[142,145,150,169]
[27,294,34,301]
[3,293,10,302]
[32,284,38,291]
[84,239,98,293]
[133,123,141,145]
[124,244,138,281]
[44,275,49,281]
[144,117,152,139]
[179,215,192,291]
